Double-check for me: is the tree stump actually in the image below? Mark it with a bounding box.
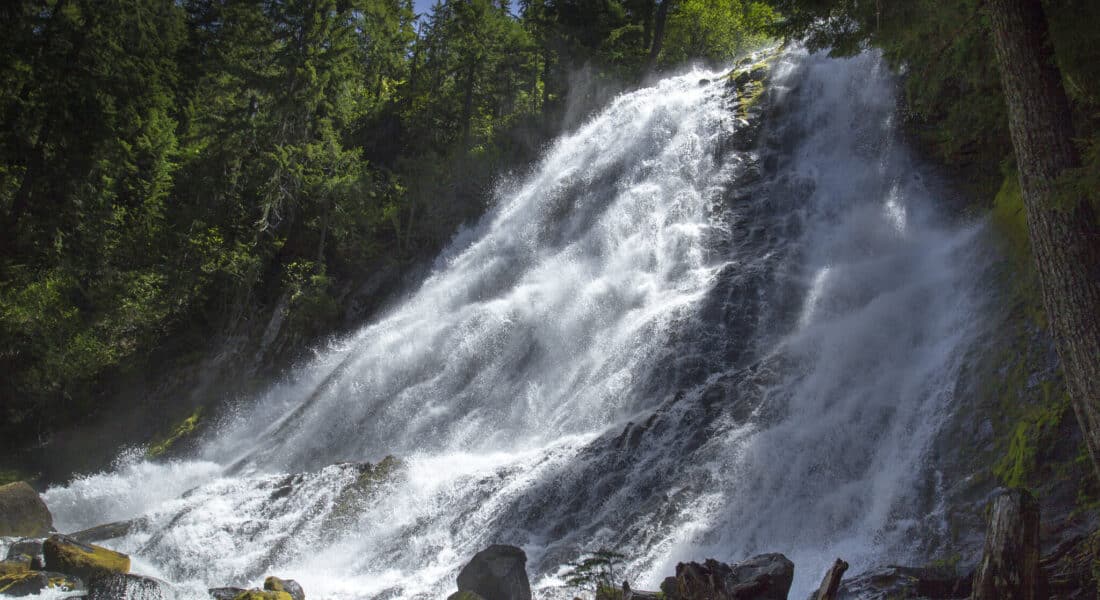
[814,558,848,600]
[971,488,1040,600]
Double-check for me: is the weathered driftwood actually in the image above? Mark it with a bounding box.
[971,488,1041,600]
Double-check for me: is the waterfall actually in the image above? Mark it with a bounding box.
[41,49,991,599]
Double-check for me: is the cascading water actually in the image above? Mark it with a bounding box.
[38,49,992,599]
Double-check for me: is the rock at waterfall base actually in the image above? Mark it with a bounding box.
[0,482,53,537]
[447,592,487,600]
[209,586,247,599]
[660,553,794,600]
[42,534,130,582]
[85,572,172,599]
[264,576,305,600]
[454,544,532,600]
[4,539,44,568]
[0,560,82,597]
[836,566,972,599]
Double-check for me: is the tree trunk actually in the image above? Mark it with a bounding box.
[646,0,673,73]
[642,0,655,50]
[987,0,1100,482]
[461,60,477,147]
[971,488,1041,600]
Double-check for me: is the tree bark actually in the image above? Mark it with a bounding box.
[987,0,1100,482]
[971,488,1041,600]
[461,59,477,147]
[646,0,673,73]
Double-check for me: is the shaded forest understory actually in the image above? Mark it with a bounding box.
[2,0,1100,508]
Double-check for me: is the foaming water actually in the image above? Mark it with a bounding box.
[43,50,991,599]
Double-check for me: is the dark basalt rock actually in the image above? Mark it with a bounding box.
[447,592,487,600]
[660,553,794,600]
[0,482,53,537]
[455,544,532,600]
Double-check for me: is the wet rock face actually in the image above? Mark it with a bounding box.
[660,554,794,600]
[835,566,971,599]
[455,544,532,600]
[0,482,53,537]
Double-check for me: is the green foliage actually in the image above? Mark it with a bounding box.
[563,548,627,598]
[993,378,1071,489]
[0,0,771,448]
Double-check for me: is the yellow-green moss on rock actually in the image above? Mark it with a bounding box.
[263,575,305,600]
[0,569,82,595]
[147,407,203,458]
[43,534,129,582]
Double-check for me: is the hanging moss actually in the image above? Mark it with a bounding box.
[147,407,203,459]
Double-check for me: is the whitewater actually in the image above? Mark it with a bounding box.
[35,49,991,599]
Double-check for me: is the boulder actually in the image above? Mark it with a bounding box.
[264,576,305,600]
[85,572,172,599]
[455,544,532,600]
[660,554,794,600]
[69,518,142,544]
[813,558,848,600]
[209,587,247,599]
[447,592,487,600]
[971,488,1040,600]
[0,482,53,537]
[42,534,130,582]
[0,564,82,597]
[836,566,971,599]
[4,538,43,566]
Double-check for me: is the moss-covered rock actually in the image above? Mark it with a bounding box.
[4,538,43,565]
[263,576,305,600]
[0,481,53,537]
[0,567,83,596]
[42,534,129,582]
[0,559,30,576]
[147,407,203,458]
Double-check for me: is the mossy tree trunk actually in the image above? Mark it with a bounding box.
[987,0,1100,482]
